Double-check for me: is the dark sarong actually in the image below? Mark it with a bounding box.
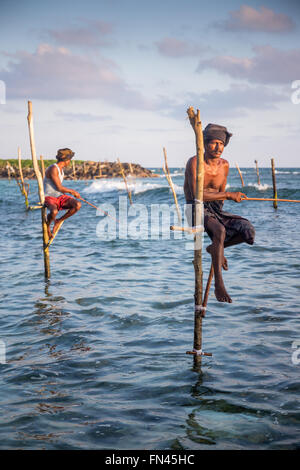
[187,200,255,245]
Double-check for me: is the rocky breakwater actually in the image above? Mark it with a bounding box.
[0,160,158,179]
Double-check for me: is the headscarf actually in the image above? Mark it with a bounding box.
[203,123,232,147]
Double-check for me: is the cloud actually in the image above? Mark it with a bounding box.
[155,37,205,58]
[162,83,286,121]
[55,111,112,122]
[218,5,295,33]
[46,19,114,48]
[1,44,153,109]
[197,45,300,84]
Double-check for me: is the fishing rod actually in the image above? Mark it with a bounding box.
[78,196,118,220]
[242,196,300,203]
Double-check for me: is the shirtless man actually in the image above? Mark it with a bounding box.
[44,148,81,239]
[184,123,255,303]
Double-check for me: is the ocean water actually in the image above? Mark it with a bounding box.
[0,166,300,450]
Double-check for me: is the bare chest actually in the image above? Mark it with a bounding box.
[204,163,227,190]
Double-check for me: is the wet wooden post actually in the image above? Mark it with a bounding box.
[129,162,133,175]
[27,101,50,279]
[271,158,278,209]
[235,162,244,187]
[187,107,205,364]
[254,160,261,185]
[17,147,29,209]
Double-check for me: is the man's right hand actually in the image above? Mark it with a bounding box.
[69,189,81,199]
[226,192,246,202]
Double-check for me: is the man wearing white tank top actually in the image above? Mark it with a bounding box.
[44,148,81,239]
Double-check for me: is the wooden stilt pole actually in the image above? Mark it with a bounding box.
[27,101,50,279]
[235,162,244,187]
[117,158,133,205]
[98,161,102,178]
[186,107,206,361]
[40,154,45,179]
[129,162,133,175]
[254,160,261,185]
[162,147,181,224]
[17,147,29,209]
[271,158,278,209]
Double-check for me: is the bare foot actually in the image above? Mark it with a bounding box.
[215,282,232,303]
[46,221,53,239]
[53,219,63,235]
[206,245,228,270]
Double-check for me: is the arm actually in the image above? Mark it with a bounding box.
[190,160,245,202]
[49,166,81,198]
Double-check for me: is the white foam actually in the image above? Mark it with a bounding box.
[247,183,271,190]
[83,179,170,195]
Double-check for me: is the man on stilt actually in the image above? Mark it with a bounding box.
[184,124,255,303]
[44,148,81,239]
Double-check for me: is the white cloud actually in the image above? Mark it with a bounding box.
[155,37,206,58]
[1,44,154,109]
[46,19,114,48]
[218,5,295,33]
[197,45,300,84]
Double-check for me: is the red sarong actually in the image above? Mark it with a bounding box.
[44,195,73,211]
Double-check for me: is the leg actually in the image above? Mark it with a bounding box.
[205,217,232,303]
[53,199,81,234]
[46,204,58,238]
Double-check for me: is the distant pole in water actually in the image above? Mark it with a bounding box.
[187,106,205,363]
[162,147,181,224]
[254,160,261,185]
[98,161,102,178]
[129,162,133,175]
[17,147,29,209]
[40,154,45,179]
[235,162,244,187]
[27,101,51,279]
[117,158,133,205]
[72,160,77,180]
[271,158,278,209]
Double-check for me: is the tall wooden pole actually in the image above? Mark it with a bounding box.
[235,162,244,187]
[187,107,205,358]
[271,158,278,209]
[27,101,50,279]
[254,160,261,185]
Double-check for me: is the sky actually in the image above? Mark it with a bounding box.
[1,0,300,167]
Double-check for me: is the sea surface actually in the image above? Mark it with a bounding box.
[0,166,300,450]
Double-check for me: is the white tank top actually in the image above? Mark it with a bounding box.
[43,163,64,197]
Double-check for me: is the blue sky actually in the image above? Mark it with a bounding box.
[1,0,300,167]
